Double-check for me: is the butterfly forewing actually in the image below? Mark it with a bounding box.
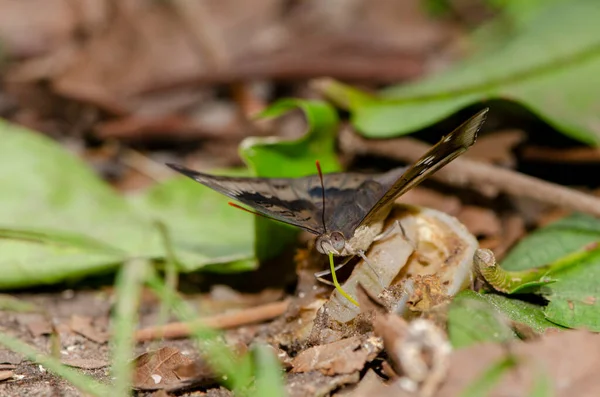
[357,108,488,228]
[166,164,326,234]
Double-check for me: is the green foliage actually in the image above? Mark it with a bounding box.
[325,0,600,145]
[448,290,561,348]
[474,214,600,331]
[0,99,340,288]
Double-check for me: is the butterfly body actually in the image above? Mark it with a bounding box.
[167,108,488,258]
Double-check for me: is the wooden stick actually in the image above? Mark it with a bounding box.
[135,300,289,342]
[340,130,600,217]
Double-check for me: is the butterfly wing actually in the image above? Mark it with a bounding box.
[167,164,331,234]
[319,167,408,237]
[355,108,489,229]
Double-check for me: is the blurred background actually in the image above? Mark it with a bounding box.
[0,0,549,191]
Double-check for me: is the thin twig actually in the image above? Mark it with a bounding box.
[135,300,290,342]
[340,129,600,217]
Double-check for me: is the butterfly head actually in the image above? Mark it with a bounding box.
[315,231,346,255]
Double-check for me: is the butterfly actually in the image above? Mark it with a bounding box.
[167,108,488,259]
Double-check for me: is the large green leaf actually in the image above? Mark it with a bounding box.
[502,213,600,271]
[325,0,600,144]
[447,290,559,348]
[540,246,600,330]
[479,214,600,330]
[129,175,257,273]
[0,120,154,288]
[0,120,156,254]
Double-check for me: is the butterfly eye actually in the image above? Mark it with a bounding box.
[330,231,345,252]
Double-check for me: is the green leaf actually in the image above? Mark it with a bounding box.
[477,292,561,334]
[502,213,600,271]
[129,174,257,273]
[448,290,559,348]
[0,120,154,288]
[240,99,342,260]
[448,290,517,348]
[0,120,156,253]
[540,246,600,330]
[459,356,517,397]
[326,0,600,144]
[479,213,600,330]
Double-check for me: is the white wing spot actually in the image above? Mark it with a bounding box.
[443,135,452,142]
[420,155,436,165]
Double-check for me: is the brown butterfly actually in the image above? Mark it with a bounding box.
[167,108,488,259]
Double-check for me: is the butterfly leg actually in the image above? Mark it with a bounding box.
[374,220,416,250]
[357,249,384,287]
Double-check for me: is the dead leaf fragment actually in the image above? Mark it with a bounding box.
[457,205,501,238]
[291,336,382,375]
[69,315,108,344]
[287,371,360,397]
[437,330,600,397]
[0,349,23,365]
[25,316,53,337]
[132,347,194,390]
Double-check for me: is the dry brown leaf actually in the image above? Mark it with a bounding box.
[436,329,600,397]
[287,371,360,397]
[132,346,194,390]
[400,187,462,216]
[25,316,53,337]
[457,205,501,238]
[69,315,108,344]
[0,349,23,365]
[335,369,388,397]
[291,336,382,375]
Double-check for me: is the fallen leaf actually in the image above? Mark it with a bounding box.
[286,371,360,397]
[291,336,382,375]
[399,188,461,216]
[335,369,389,397]
[132,347,194,390]
[438,329,600,396]
[24,316,53,337]
[61,358,109,370]
[69,315,109,344]
[457,205,502,239]
[0,349,23,365]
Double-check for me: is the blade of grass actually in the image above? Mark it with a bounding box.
[251,344,285,397]
[149,222,180,350]
[460,356,518,397]
[145,270,253,393]
[528,368,554,397]
[110,258,149,397]
[0,332,111,396]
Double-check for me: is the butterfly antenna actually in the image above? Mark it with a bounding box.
[315,160,328,233]
[228,202,280,223]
